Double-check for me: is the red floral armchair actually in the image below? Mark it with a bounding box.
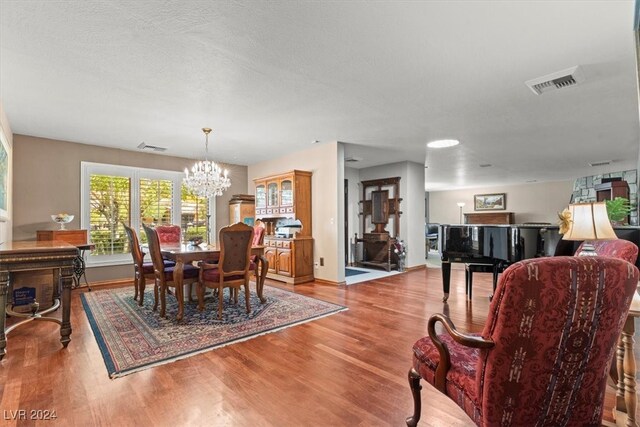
[407,256,639,426]
[575,239,638,264]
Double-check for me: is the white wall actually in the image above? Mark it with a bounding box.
[0,101,12,244]
[428,180,574,225]
[345,166,360,263]
[248,141,343,283]
[359,161,425,268]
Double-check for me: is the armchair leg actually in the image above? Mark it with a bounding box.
[153,280,159,311]
[406,368,422,427]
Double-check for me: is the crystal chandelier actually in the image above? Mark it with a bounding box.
[183,128,231,198]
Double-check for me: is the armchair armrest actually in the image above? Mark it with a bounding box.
[427,313,494,391]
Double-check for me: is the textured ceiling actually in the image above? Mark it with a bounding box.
[0,1,638,190]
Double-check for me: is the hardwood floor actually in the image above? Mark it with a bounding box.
[0,266,629,426]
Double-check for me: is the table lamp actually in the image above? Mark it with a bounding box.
[562,201,617,256]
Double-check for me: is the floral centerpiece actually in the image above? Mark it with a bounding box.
[393,239,407,272]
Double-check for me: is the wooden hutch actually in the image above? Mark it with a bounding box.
[228,194,255,225]
[253,170,313,284]
[464,212,514,224]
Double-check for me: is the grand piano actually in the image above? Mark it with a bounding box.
[440,224,640,301]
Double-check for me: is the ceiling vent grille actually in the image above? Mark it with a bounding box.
[589,160,611,167]
[345,156,362,163]
[525,66,584,95]
[137,142,167,152]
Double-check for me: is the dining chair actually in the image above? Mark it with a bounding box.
[142,223,199,320]
[250,221,266,281]
[197,222,253,319]
[123,223,176,306]
[406,256,639,426]
[155,224,182,245]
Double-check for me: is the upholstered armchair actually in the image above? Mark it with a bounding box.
[407,256,639,426]
[575,239,638,264]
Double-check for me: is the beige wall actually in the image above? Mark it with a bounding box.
[248,141,343,283]
[0,102,13,243]
[13,134,247,282]
[428,180,574,225]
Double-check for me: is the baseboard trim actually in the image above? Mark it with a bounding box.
[314,278,345,286]
[80,278,132,289]
[405,264,426,272]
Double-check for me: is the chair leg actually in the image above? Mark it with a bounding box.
[468,269,473,300]
[160,285,167,318]
[197,283,205,311]
[133,271,139,301]
[187,283,194,303]
[153,280,159,311]
[218,284,224,320]
[138,276,146,306]
[244,284,251,314]
[406,368,422,427]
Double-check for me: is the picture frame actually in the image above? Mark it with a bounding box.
[474,193,506,211]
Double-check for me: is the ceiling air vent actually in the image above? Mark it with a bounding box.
[525,66,584,95]
[345,156,362,163]
[589,160,611,167]
[137,142,167,152]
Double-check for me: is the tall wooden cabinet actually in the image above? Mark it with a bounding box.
[228,194,255,225]
[254,170,313,284]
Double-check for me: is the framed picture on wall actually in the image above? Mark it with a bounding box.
[474,193,506,211]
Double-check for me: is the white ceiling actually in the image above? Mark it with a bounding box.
[1,1,638,190]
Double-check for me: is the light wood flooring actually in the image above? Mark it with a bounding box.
[0,266,631,426]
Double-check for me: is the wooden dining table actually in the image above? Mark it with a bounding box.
[160,243,268,321]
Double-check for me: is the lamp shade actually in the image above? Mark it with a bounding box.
[562,202,618,241]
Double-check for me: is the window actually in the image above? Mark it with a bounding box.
[81,162,214,267]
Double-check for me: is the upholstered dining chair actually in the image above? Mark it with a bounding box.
[123,223,176,306]
[197,222,253,320]
[406,256,639,427]
[155,224,182,245]
[142,223,199,319]
[250,221,266,280]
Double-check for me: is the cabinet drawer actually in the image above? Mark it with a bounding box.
[286,207,294,213]
[269,240,277,247]
[275,240,283,247]
[282,240,291,249]
[266,208,273,214]
[279,208,287,214]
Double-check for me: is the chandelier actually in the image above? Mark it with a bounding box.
[183,128,231,198]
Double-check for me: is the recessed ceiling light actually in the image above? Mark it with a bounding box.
[311,140,320,144]
[427,139,460,148]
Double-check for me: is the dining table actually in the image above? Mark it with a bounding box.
[160,243,268,321]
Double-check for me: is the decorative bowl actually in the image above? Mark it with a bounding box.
[51,213,74,230]
[188,236,204,246]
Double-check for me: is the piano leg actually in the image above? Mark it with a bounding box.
[442,261,451,302]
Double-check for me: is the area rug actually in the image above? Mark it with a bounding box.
[345,268,367,277]
[81,287,347,378]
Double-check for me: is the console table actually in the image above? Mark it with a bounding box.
[0,241,78,360]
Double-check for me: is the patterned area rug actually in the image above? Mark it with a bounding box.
[82,287,347,378]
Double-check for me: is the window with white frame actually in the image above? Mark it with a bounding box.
[81,162,213,267]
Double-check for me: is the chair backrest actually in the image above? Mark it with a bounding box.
[575,239,638,264]
[252,222,266,247]
[219,222,253,276]
[142,223,166,276]
[155,225,181,245]
[477,256,639,426]
[123,222,144,266]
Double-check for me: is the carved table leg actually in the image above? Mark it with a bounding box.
[60,266,74,348]
[257,255,268,304]
[0,271,8,360]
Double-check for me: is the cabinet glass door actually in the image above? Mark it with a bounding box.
[255,184,266,208]
[280,179,293,206]
[267,182,279,207]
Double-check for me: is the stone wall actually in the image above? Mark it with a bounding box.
[571,169,637,225]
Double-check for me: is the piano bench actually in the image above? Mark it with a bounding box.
[465,263,494,300]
